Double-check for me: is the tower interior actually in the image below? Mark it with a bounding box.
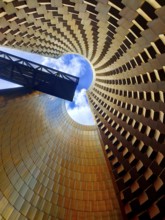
[0,0,165,219]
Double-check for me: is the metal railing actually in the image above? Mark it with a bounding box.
[0,50,79,83]
[0,50,79,101]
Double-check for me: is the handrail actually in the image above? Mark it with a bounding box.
[0,50,79,84]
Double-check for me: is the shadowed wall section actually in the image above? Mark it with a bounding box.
[0,90,122,219]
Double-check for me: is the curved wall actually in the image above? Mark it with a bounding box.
[0,0,165,219]
[0,90,121,219]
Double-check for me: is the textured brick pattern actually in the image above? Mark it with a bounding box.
[0,0,165,219]
[0,92,122,219]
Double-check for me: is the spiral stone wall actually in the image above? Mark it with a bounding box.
[0,0,165,219]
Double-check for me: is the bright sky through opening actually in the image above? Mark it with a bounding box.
[0,47,95,125]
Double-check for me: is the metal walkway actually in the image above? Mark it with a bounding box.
[0,50,79,101]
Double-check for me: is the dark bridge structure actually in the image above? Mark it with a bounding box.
[0,50,79,101]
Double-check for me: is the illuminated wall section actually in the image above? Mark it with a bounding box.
[0,0,165,219]
[0,89,122,219]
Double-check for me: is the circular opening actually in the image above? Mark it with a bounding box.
[42,52,95,125]
[61,54,95,126]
